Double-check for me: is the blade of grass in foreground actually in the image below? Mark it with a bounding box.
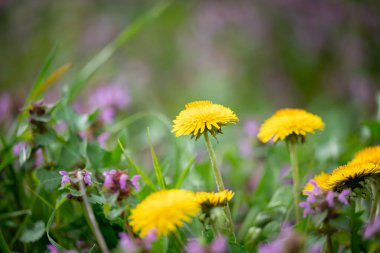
[174,156,195,189]
[117,139,157,191]
[147,128,166,189]
[65,0,173,103]
[46,196,68,251]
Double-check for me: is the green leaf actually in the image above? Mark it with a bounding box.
[20,220,45,243]
[35,169,61,191]
[147,128,166,189]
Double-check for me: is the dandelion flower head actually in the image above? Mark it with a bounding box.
[172,100,239,138]
[129,189,200,237]
[328,163,380,191]
[257,108,324,143]
[349,146,380,166]
[196,190,234,208]
[303,172,331,195]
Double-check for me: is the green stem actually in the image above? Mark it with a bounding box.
[203,132,236,240]
[326,233,333,253]
[370,181,379,222]
[173,231,185,250]
[287,140,301,223]
[77,172,110,253]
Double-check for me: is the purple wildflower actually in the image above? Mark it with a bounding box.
[13,141,26,156]
[338,189,350,205]
[119,174,128,190]
[103,170,115,188]
[102,170,140,198]
[54,121,67,134]
[258,224,302,253]
[47,244,59,253]
[185,236,227,253]
[185,239,206,253]
[119,232,138,253]
[97,132,109,149]
[130,175,141,190]
[364,215,380,239]
[99,107,115,123]
[89,84,129,110]
[210,235,227,253]
[326,190,335,208]
[118,229,157,253]
[0,93,11,122]
[83,171,92,186]
[59,171,71,186]
[35,148,44,168]
[143,229,157,250]
[299,201,314,217]
[244,119,259,138]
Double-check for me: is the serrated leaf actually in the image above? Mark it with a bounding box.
[35,169,61,191]
[20,220,45,243]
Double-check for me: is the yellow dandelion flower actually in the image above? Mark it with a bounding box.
[328,163,380,190]
[196,190,234,207]
[302,172,331,195]
[129,189,200,237]
[172,100,239,138]
[349,146,380,166]
[257,108,324,143]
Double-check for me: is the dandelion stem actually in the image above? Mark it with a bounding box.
[287,140,301,223]
[204,132,236,240]
[77,172,110,253]
[370,181,379,222]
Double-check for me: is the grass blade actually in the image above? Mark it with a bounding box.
[117,139,157,191]
[174,156,195,189]
[0,229,11,253]
[46,196,68,251]
[65,0,172,103]
[147,128,166,189]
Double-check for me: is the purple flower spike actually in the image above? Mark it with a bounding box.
[118,232,138,253]
[59,170,71,186]
[364,215,380,239]
[131,175,141,190]
[97,132,109,149]
[47,244,59,253]
[103,170,115,189]
[299,201,313,217]
[338,189,350,205]
[100,107,115,123]
[83,171,92,186]
[326,190,335,208]
[119,174,128,190]
[310,180,322,195]
[210,235,227,253]
[13,142,26,156]
[185,239,206,253]
[143,229,157,250]
[244,119,259,138]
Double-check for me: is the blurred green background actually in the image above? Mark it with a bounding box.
[1,0,379,122]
